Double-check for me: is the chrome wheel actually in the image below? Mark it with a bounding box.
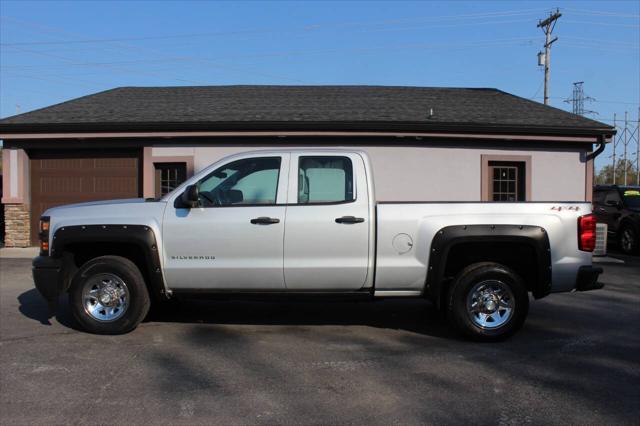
[467,280,514,329]
[82,273,130,322]
[621,228,635,252]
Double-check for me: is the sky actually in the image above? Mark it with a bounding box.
[0,0,638,172]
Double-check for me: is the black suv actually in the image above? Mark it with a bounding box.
[593,185,640,254]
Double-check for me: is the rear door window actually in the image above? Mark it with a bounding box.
[604,190,621,205]
[298,156,354,204]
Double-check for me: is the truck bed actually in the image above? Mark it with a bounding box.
[374,202,593,294]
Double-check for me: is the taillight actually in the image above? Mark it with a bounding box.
[578,214,597,252]
[39,217,50,256]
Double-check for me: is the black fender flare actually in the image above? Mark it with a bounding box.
[618,217,640,234]
[425,224,551,307]
[50,224,168,300]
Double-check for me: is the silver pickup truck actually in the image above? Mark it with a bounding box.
[33,149,602,340]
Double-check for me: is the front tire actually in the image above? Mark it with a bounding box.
[69,256,150,334]
[446,262,529,342]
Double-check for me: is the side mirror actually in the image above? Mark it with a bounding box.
[180,184,199,208]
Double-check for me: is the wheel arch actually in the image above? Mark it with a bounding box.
[50,224,169,301]
[619,216,640,233]
[426,224,551,309]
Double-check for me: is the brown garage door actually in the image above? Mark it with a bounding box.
[30,156,139,245]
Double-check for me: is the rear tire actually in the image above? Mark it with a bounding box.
[69,255,150,334]
[619,224,639,254]
[446,262,528,342]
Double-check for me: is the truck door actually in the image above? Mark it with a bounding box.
[162,154,289,290]
[283,153,372,290]
[598,189,623,234]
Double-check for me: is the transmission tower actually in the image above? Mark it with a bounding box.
[565,82,596,116]
[610,110,640,185]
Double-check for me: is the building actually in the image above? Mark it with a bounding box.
[0,85,615,247]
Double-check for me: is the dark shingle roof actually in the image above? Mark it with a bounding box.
[0,85,614,135]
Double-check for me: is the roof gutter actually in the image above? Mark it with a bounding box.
[586,135,607,161]
[0,120,616,137]
[0,130,609,144]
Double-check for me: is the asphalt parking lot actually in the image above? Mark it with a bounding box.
[1,255,639,425]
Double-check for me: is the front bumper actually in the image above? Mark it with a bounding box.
[32,256,64,302]
[575,265,604,291]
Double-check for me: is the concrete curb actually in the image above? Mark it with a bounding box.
[593,256,625,264]
[0,247,39,259]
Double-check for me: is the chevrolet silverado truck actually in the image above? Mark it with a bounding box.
[33,150,603,340]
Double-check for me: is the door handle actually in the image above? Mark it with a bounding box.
[250,217,280,225]
[335,216,365,224]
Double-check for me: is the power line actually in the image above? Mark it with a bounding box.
[2,70,105,88]
[0,36,542,71]
[3,45,210,85]
[589,100,640,106]
[561,7,640,19]
[532,97,640,107]
[0,16,306,84]
[561,42,639,51]
[563,20,640,29]
[0,9,547,46]
[529,81,544,100]
[562,36,639,47]
[0,18,540,47]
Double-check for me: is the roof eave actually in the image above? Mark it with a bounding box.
[0,120,616,138]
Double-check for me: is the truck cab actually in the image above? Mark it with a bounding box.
[162,150,374,292]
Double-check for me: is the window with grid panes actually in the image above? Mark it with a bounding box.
[489,161,525,202]
[155,163,187,197]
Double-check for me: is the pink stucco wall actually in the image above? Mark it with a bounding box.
[149,143,590,202]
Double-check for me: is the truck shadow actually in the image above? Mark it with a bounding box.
[17,288,77,329]
[147,297,454,339]
[16,287,453,338]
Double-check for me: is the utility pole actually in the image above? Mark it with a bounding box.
[537,9,561,105]
[612,113,617,184]
[637,108,639,185]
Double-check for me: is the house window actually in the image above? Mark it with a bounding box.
[155,163,187,197]
[489,161,526,202]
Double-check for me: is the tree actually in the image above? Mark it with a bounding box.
[595,159,639,185]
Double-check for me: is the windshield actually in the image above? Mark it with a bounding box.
[623,189,640,208]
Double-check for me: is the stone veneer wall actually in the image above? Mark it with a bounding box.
[3,204,31,247]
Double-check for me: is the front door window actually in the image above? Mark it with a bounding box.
[197,157,281,206]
